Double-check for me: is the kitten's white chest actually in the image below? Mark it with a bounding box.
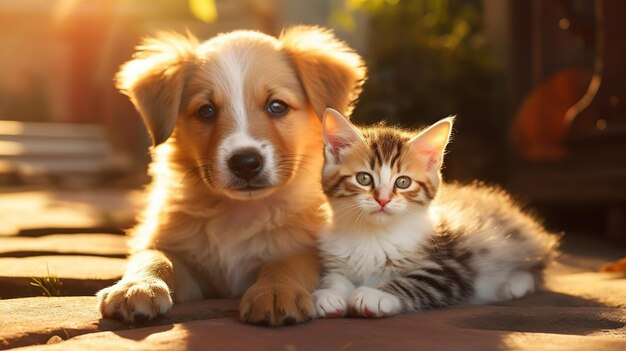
[320,216,431,286]
[329,237,396,285]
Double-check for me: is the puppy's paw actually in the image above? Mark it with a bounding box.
[348,286,401,318]
[97,278,172,323]
[239,281,314,326]
[313,289,347,319]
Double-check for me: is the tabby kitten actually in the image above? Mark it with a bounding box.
[314,108,559,318]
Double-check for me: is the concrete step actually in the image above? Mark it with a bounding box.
[0,234,127,258]
[0,297,238,349]
[0,121,107,139]
[10,304,626,351]
[0,139,113,158]
[0,120,134,186]
[0,256,126,299]
[1,270,625,349]
[0,190,141,236]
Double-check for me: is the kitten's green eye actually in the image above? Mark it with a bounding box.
[356,172,373,186]
[395,176,411,189]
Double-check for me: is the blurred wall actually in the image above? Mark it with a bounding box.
[0,1,263,159]
[0,0,364,162]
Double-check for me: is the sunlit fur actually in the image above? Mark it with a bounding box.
[322,125,434,227]
[321,109,451,230]
[315,110,559,318]
[97,27,366,325]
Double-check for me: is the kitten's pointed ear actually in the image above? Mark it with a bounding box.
[323,108,363,162]
[408,117,455,171]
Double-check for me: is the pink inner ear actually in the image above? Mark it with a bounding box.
[327,134,348,161]
[418,149,439,171]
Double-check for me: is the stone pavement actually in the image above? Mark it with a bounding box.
[0,190,135,299]
[0,189,141,236]
[0,189,625,350]
[3,291,626,351]
[0,298,238,348]
[0,234,127,258]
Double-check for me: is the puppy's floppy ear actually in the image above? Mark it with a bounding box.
[116,32,198,146]
[279,26,366,118]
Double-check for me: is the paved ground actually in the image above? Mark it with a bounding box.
[0,189,625,350]
[0,189,141,236]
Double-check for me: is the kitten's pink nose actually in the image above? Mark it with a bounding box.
[376,198,390,208]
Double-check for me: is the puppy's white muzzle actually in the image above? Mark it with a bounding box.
[216,131,278,198]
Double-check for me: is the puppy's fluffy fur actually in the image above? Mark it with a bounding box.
[97,26,366,326]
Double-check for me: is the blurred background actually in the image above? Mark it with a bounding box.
[0,0,624,242]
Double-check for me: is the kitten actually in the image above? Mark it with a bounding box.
[314,108,559,318]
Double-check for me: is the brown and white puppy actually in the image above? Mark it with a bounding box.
[96,26,366,326]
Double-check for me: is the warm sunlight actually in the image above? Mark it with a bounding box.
[1,1,624,350]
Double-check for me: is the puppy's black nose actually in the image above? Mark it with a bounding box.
[228,150,262,180]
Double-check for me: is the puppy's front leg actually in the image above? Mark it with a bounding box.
[239,249,320,326]
[97,250,175,323]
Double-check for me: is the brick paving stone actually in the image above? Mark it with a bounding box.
[0,190,142,236]
[0,205,623,350]
[0,234,128,258]
[484,271,626,310]
[0,297,238,349]
[0,256,126,298]
[10,305,626,351]
[1,274,625,350]
[544,272,626,308]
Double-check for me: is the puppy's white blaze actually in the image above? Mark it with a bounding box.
[215,49,248,132]
[219,132,263,154]
[213,48,282,186]
[262,143,278,184]
[217,132,258,181]
[217,132,278,185]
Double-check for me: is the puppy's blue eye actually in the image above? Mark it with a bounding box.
[266,100,289,117]
[197,103,216,121]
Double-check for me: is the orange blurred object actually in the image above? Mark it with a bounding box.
[511,68,592,161]
[602,257,626,273]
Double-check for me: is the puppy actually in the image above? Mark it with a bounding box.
[96,26,366,326]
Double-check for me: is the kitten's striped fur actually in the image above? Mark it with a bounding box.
[314,109,559,318]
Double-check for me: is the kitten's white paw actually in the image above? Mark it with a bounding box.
[313,289,347,318]
[97,278,172,323]
[348,286,402,318]
[505,271,535,299]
